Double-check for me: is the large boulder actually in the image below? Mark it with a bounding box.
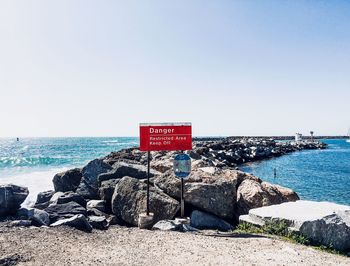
[50,192,86,207]
[76,159,112,199]
[154,168,238,220]
[52,168,82,192]
[50,214,92,232]
[36,190,55,205]
[239,200,350,252]
[45,201,87,223]
[236,179,299,216]
[99,179,120,203]
[0,184,29,216]
[98,161,159,184]
[190,210,233,231]
[16,207,50,226]
[111,177,180,226]
[300,210,350,251]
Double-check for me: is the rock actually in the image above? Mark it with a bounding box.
[151,219,198,232]
[154,168,237,220]
[53,168,82,192]
[190,210,233,231]
[152,220,183,231]
[188,150,201,160]
[87,207,108,217]
[87,200,105,212]
[300,210,350,251]
[103,148,144,166]
[45,201,87,223]
[50,214,92,232]
[88,215,108,230]
[151,158,173,173]
[36,190,55,204]
[76,159,112,199]
[99,179,119,203]
[86,207,123,226]
[16,207,50,226]
[9,220,32,227]
[50,191,86,207]
[236,179,299,216]
[34,190,55,210]
[106,215,122,226]
[98,161,159,184]
[112,177,180,226]
[0,184,29,216]
[239,200,350,251]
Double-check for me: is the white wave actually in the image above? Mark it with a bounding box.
[102,140,120,143]
[0,167,70,207]
[21,145,29,151]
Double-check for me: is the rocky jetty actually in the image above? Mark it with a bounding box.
[1,138,338,249]
[0,138,307,233]
[104,138,327,170]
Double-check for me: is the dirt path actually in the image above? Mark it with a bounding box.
[0,225,349,266]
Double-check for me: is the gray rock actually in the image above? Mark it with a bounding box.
[190,210,233,231]
[106,215,122,226]
[112,177,180,226]
[300,210,350,251]
[16,207,50,226]
[236,179,300,216]
[99,179,120,203]
[53,168,82,192]
[98,161,159,185]
[9,220,32,227]
[76,159,112,199]
[49,192,64,203]
[154,168,238,220]
[50,191,86,207]
[36,190,55,204]
[34,190,55,210]
[152,220,183,231]
[0,184,29,216]
[87,207,108,217]
[188,150,201,160]
[88,215,108,230]
[87,200,105,212]
[239,200,350,251]
[152,219,199,232]
[45,201,87,223]
[50,214,92,232]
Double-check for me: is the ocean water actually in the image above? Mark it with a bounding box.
[1,138,349,206]
[0,137,138,205]
[241,139,350,206]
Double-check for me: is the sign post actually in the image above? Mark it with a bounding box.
[174,153,191,217]
[139,123,192,227]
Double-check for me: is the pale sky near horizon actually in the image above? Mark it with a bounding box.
[0,0,349,137]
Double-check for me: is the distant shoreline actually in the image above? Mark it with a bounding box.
[194,136,349,141]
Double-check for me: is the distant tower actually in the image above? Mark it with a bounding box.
[295,133,302,142]
[310,131,314,142]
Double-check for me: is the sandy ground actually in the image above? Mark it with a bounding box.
[0,225,349,266]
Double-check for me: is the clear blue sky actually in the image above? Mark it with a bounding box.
[0,0,349,137]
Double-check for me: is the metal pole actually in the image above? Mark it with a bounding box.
[181,177,184,218]
[147,151,150,216]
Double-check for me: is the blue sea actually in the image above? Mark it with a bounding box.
[0,138,349,206]
[241,139,350,206]
[0,137,138,204]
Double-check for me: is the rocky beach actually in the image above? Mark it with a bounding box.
[1,138,349,265]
